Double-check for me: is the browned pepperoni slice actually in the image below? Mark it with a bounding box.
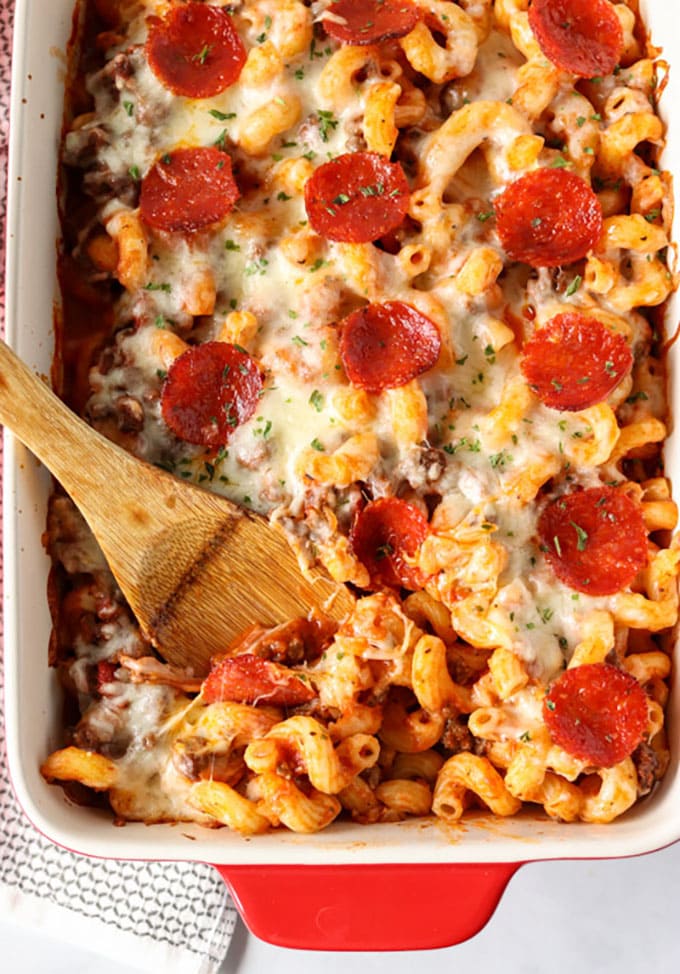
[543,663,648,767]
[494,168,602,268]
[521,312,633,411]
[350,497,429,590]
[161,342,263,448]
[146,3,246,98]
[529,0,623,79]
[339,301,441,392]
[203,655,315,706]
[538,486,648,596]
[322,0,419,45]
[140,147,239,233]
[305,152,410,243]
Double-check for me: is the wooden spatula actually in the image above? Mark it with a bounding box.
[0,339,354,673]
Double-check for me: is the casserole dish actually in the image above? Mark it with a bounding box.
[4,0,680,950]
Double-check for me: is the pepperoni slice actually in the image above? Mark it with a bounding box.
[322,0,419,46]
[339,301,441,392]
[140,148,239,234]
[202,655,315,706]
[305,152,410,243]
[161,342,263,448]
[543,663,648,767]
[350,498,429,590]
[146,3,246,99]
[538,486,648,596]
[528,0,623,79]
[521,312,633,411]
[494,168,602,268]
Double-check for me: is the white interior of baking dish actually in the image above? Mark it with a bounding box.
[4,0,680,866]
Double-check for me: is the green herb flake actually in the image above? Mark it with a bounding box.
[309,389,324,412]
[570,520,589,551]
[209,109,236,121]
[318,110,338,143]
[144,282,172,293]
[565,274,582,297]
[244,257,269,276]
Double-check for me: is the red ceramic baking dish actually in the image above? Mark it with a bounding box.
[4,0,680,951]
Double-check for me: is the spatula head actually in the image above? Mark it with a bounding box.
[99,485,355,674]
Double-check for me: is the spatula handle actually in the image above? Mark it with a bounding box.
[0,336,141,505]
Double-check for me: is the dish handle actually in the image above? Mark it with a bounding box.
[214,862,522,951]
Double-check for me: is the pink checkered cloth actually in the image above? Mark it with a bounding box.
[0,4,237,970]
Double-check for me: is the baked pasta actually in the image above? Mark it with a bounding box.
[42,0,679,832]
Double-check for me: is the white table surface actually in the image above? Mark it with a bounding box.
[3,841,680,972]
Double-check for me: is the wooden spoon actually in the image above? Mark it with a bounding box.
[0,339,354,673]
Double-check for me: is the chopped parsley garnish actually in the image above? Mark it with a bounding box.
[144,282,171,292]
[359,182,385,198]
[565,274,582,296]
[570,520,589,551]
[225,239,241,251]
[489,450,513,469]
[318,110,338,142]
[309,389,324,412]
[310,437,325,451]
[209,109,236,121]
[244,257,269,276]
[123,101,134,117]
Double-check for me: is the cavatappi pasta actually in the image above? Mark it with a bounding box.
[42,0,679,832]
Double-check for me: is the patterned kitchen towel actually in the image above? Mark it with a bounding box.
[0,3,238,971]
